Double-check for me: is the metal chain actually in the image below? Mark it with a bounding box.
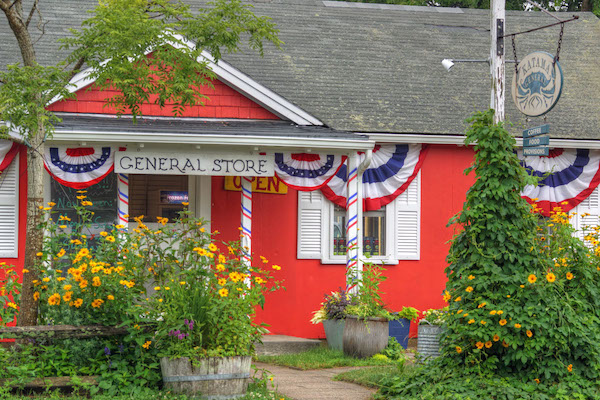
[554,23,564,66]
[511,35,519,77]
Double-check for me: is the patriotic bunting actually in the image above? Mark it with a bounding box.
[0,140,20,172]
[321,144,428,211]
[519,148,600,216]
[274,153,346,190]
[44,146,116,189]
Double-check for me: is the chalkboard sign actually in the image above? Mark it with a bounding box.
[50,173,118,243]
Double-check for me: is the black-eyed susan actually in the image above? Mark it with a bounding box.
[485,341,492,348]
[218,288,229,297]
[526,330,533,338]
[566,272,574,280]
[475,342,484,349]
[465,286,474,293]
[493,334,500,342]
[455,346,462,354]
[499,319,507,326]
[528,274,537,284]
[546,272,556,283]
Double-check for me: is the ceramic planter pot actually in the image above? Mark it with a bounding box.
[323,319,345,351]
[160,355,251,399]
[388,318,410,349]
[342,315,389,358]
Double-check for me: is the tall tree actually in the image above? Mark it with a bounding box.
[0,0,281,326]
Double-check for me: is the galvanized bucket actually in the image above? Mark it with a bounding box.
[160,356,251,399]
[323,319,345,352]
[417,324,444,361]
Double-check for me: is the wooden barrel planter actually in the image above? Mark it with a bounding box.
[342,315,389,358]
[322,319,345,351]
[160,356,251,399]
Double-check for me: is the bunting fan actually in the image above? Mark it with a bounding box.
[44,146,116,189]
[0,140,20,172]
[519,148,600,216]
[321,144,428,211]
[274,153,346,190]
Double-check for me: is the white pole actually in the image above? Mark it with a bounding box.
[117,173,129,229]
[491,0,506,123]
[345,153,360,292]
[240,177,253,270]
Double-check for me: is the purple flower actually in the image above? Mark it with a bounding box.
[188,319,194,330]
[118,344,124,354]
[104,346,111,356]
[169,329,181,337]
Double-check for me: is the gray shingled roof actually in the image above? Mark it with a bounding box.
[1,0,599,139]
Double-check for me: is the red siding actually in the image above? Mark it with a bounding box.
[211,144,475,339]
[47,80,280,120]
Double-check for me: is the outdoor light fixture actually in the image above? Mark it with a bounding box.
[442,58,519,72]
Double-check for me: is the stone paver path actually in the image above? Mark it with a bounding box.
[254,362,376,400]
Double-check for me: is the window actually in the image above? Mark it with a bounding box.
[0,155,19,258]
[570,186,600,242]
[129,174,188,222]
[298,172,420,263]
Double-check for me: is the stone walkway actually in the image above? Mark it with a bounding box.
[254,362,376,400]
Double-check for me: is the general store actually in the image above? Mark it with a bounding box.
[1,1,600,339]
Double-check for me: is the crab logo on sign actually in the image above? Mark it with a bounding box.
[512,51,563,117]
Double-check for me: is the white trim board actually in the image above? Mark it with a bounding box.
[48,35,323,127]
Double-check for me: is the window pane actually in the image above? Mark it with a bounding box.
[129,174,188,222]
[332,205,386,257]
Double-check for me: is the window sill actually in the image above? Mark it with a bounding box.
[320,256,399,265]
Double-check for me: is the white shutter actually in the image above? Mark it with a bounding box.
[394,173,420,260]
[572,187,600,241]
[0,155,19,258]
[297,190,323,259]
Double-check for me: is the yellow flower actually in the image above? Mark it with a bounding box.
[535,378,540,384]
[520,285,525,288]
[105,236,115,242]
[502,340,509,348]
[455,346,462,354]
[154,286,161,291]
[99,231,108,237]
[528,274,537,284]
[56,277,65,282]
[465,286,473,293]
[468,275,475,280]
[47,202,56,207]
[485,341,493,348]
[475,341,484,349]
[78,248,90,257]
[566,272,574,280]
[496,310,504,315]
[48,293,61,306]
[22,269,29,273]
[181,202,189,206]
[59,225,67,229]
[196,248,208,256]
[218,288,229,297]
[218,278,227,286]
[480,320,487,325]
[499,319,507,326]
[567,364,573,372]
[514,323,522,329]
[208,243,217,252]
[92,299,104,308]
[79,280,88,289]
[56,249,66,258]
[142,341,152,349]
[6,302,17,309]
[442,290,451,302]
[73,298,83,308]
[36,252,43,257]
[468,319,475,324]
[216,264,226,272]
[81,201,93,206]
[489,310,497,315]
[158,298,163,303]
[478,302,486,308]
[493,334,500,342]
[42,277,50,283]
[33,292,40,301]
[229,271,243,282]
[454,296,461,302]
[546,272,556,283]
[179,281,186,285]
[115,224,125,229]
[260,256,269,264]
[107,295,115,300]
[92,277,101,287]
[63,284,72,291]
[527,330,533,338]
[272,265,282,271]
[63,291,73,302]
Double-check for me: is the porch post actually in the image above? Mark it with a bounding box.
[240,177,253,269]
[117,173,129,229]
[346,153,361,291]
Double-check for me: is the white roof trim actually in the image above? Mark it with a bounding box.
[48,36,323,126]
[365,133,600,149]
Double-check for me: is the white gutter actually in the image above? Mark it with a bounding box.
[50,129,376,151]
[364,133,600,149]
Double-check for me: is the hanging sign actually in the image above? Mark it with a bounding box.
[115,152,274,176]
[512,52,563,117]
[523,124,550,138]
[523,136,549,147]
[224,176,288,194]
[523,147,550,156]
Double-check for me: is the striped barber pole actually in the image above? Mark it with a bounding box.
[117,173,129,227]
[346,154,360,292]
[240,177,253,268]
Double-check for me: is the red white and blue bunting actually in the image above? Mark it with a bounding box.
[274,153,346,191]
[44,146,116,189]
[321,144,428,211]
[519,148,600,216]
[0,140,20,172]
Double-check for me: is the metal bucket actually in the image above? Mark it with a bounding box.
[160,356,251,399]
[417,324,444,361]
[323,319,345,352]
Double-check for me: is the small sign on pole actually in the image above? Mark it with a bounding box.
[523,136,549,147]
[523,147,550,156]
[522,124,550,138]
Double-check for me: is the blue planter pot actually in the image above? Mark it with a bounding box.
[389,318,410,349]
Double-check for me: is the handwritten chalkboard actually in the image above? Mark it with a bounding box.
[50,173,118,239]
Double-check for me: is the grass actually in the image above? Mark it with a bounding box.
[333,365,411,389]
[255,345,394,370]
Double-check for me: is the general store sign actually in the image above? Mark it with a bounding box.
[224,176,288,194]
[512,51,563,117]
[115,152,274,176]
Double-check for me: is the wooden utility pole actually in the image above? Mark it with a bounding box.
[491,0,506,123]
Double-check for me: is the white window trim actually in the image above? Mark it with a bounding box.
[0,154,19,258]
[297,172,421,265]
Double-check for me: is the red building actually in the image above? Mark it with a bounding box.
[1,1,600,339]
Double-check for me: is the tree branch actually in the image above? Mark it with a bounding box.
[67,56,86,81]
[25,0,38,28]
